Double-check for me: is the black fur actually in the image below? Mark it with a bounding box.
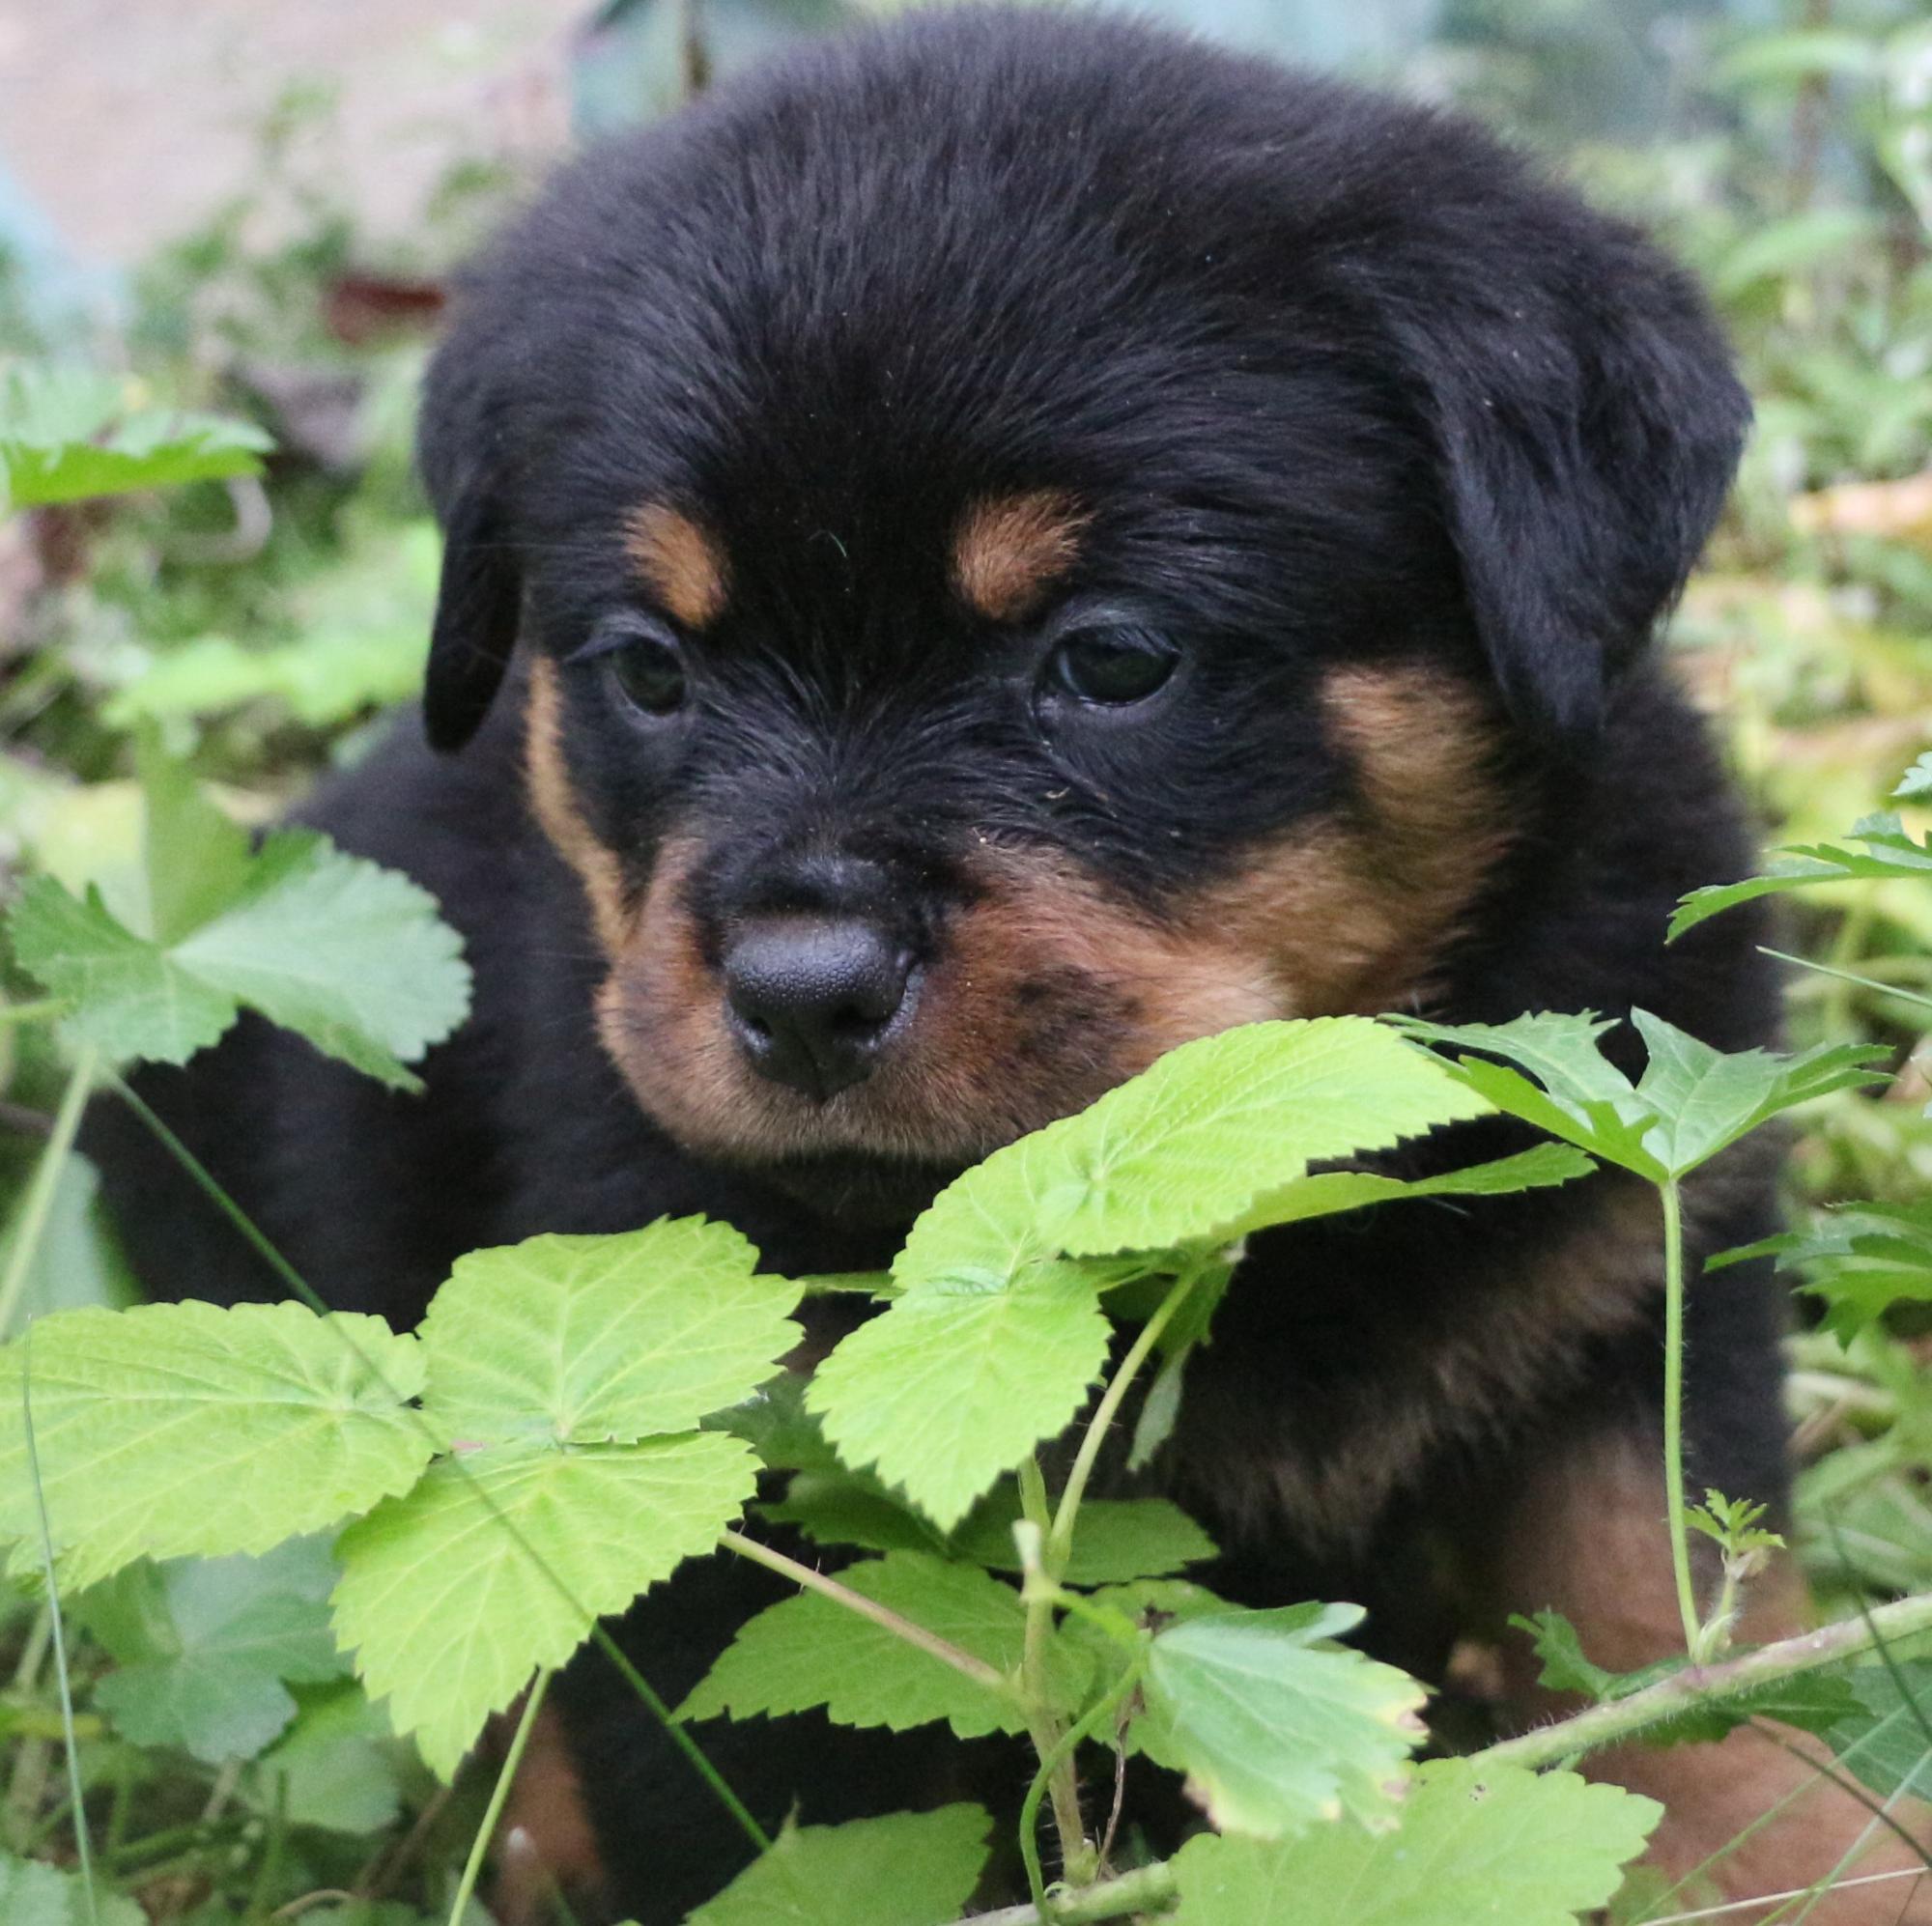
[89,12,1784,1918]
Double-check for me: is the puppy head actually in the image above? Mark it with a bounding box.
[415,10,1746,1204]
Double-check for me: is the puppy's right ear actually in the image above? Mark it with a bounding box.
[417,339,522,753]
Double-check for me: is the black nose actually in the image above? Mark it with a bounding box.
[723,919,915,1099]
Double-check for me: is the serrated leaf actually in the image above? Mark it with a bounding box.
[1397,1010,1886,1181]
[173,830,470,1088]
[808,1260,1110,1530]
[86,1541,345,1764]
[1670,812,1932,938]
[419,1221,801,1448]
[0,1302,431,1588]
[1218,1143,1594,1241]
[1718,1202,1932,1344]
[1895,753,1932,802]
[1631,1013,1888,1174]
[1168,1758,1660,1925]
[677,1551,1046,1739]
[10,786,471,1089]
[1136,1602,1425,1839]
[11,877,235,1062]
[762,1472,952,1559]
[896,1020,1491,1292]
[0,361,270,509]
[0,1852,146,1926]
[334,1433,753,1777]
[686,1804,993,1925]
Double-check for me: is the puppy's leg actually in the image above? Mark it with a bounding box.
[1491,1430,1931,1925]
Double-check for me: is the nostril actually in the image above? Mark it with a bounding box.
[722,919,915,1098]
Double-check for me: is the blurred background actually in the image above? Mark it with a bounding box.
[0,3,1928,1912]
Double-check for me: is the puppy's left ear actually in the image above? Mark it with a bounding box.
[416,326,523,753]
[1390,198,1749,740]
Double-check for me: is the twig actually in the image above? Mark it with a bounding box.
[718,1529,1011,1695]
[1475,1591,1932,1770]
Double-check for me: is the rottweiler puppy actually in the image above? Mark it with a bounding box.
[91,9,1926,1921]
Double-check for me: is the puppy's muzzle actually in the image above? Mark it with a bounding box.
[722,916,917,1099]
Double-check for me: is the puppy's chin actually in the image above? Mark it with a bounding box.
[740,1150,961,1231]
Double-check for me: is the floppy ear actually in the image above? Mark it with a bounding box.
[1391,207,1749,739]
[417,336,523,753]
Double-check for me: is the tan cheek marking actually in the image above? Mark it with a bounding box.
[1199,666,1515,1019]
[623,501,730,629]
[951,489,1090,622]
[525,660,632,956]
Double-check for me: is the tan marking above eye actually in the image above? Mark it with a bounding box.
[622,502,730,629]
[951,489,1090,622]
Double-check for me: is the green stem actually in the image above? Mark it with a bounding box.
[447,1670,551,1926]
[719,1530,1010,1694]
[0,1045,99,1338]
[19,1329,98,1926]
[112,1069,774,1859]
[1758,946,1932,1016]
[1048,1264,1200,1570]
[0,1000,68,1029]
[1659,1179,1702,1658]
[971,1861,1179,1925]
[1477,1589,1932,1770]
[1016,1656,1146,1916]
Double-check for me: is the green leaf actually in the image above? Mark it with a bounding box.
[896,1020,1491,1291]
[170,831,470,1088]
[0,1302,432,1588]
[333,1433,754,1777]
[248,1680,404,1834]
[1136,1602,1426,1839]
[952,1491,1217,1586]
[1670,813,1932,939]
[419,1221,801,1448]
[677,1551,1044,1740]
[1718,1202,1932,1344]
[11,760,471,1089]
[1396,1010,1886,1182]
[686,1804,993,1926]
[1218,1143,1594,1242]
[1168,1758,1660,1925]
[762,1471,952,1559]
[1631,1013,1886,1175]
[808,1260,1111,1530]
[0,1852,145,1926]
[84,1541,346,1764]
[0,361,270,509]
[10,876,234,1063]
[1825,1661,1932,1805]
[1895,753,1932,802]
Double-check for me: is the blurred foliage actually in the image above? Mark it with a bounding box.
[0,1,1927,1913]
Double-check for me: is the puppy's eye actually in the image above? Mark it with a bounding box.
[1046,627,1178,706]
[607,628,688,717]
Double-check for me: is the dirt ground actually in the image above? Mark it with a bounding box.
[0,0,582,269]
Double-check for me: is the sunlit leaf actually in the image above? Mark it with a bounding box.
[0,1302,431,1588]
[334,1433,755,1778]
[1168,1759,1660,1925]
